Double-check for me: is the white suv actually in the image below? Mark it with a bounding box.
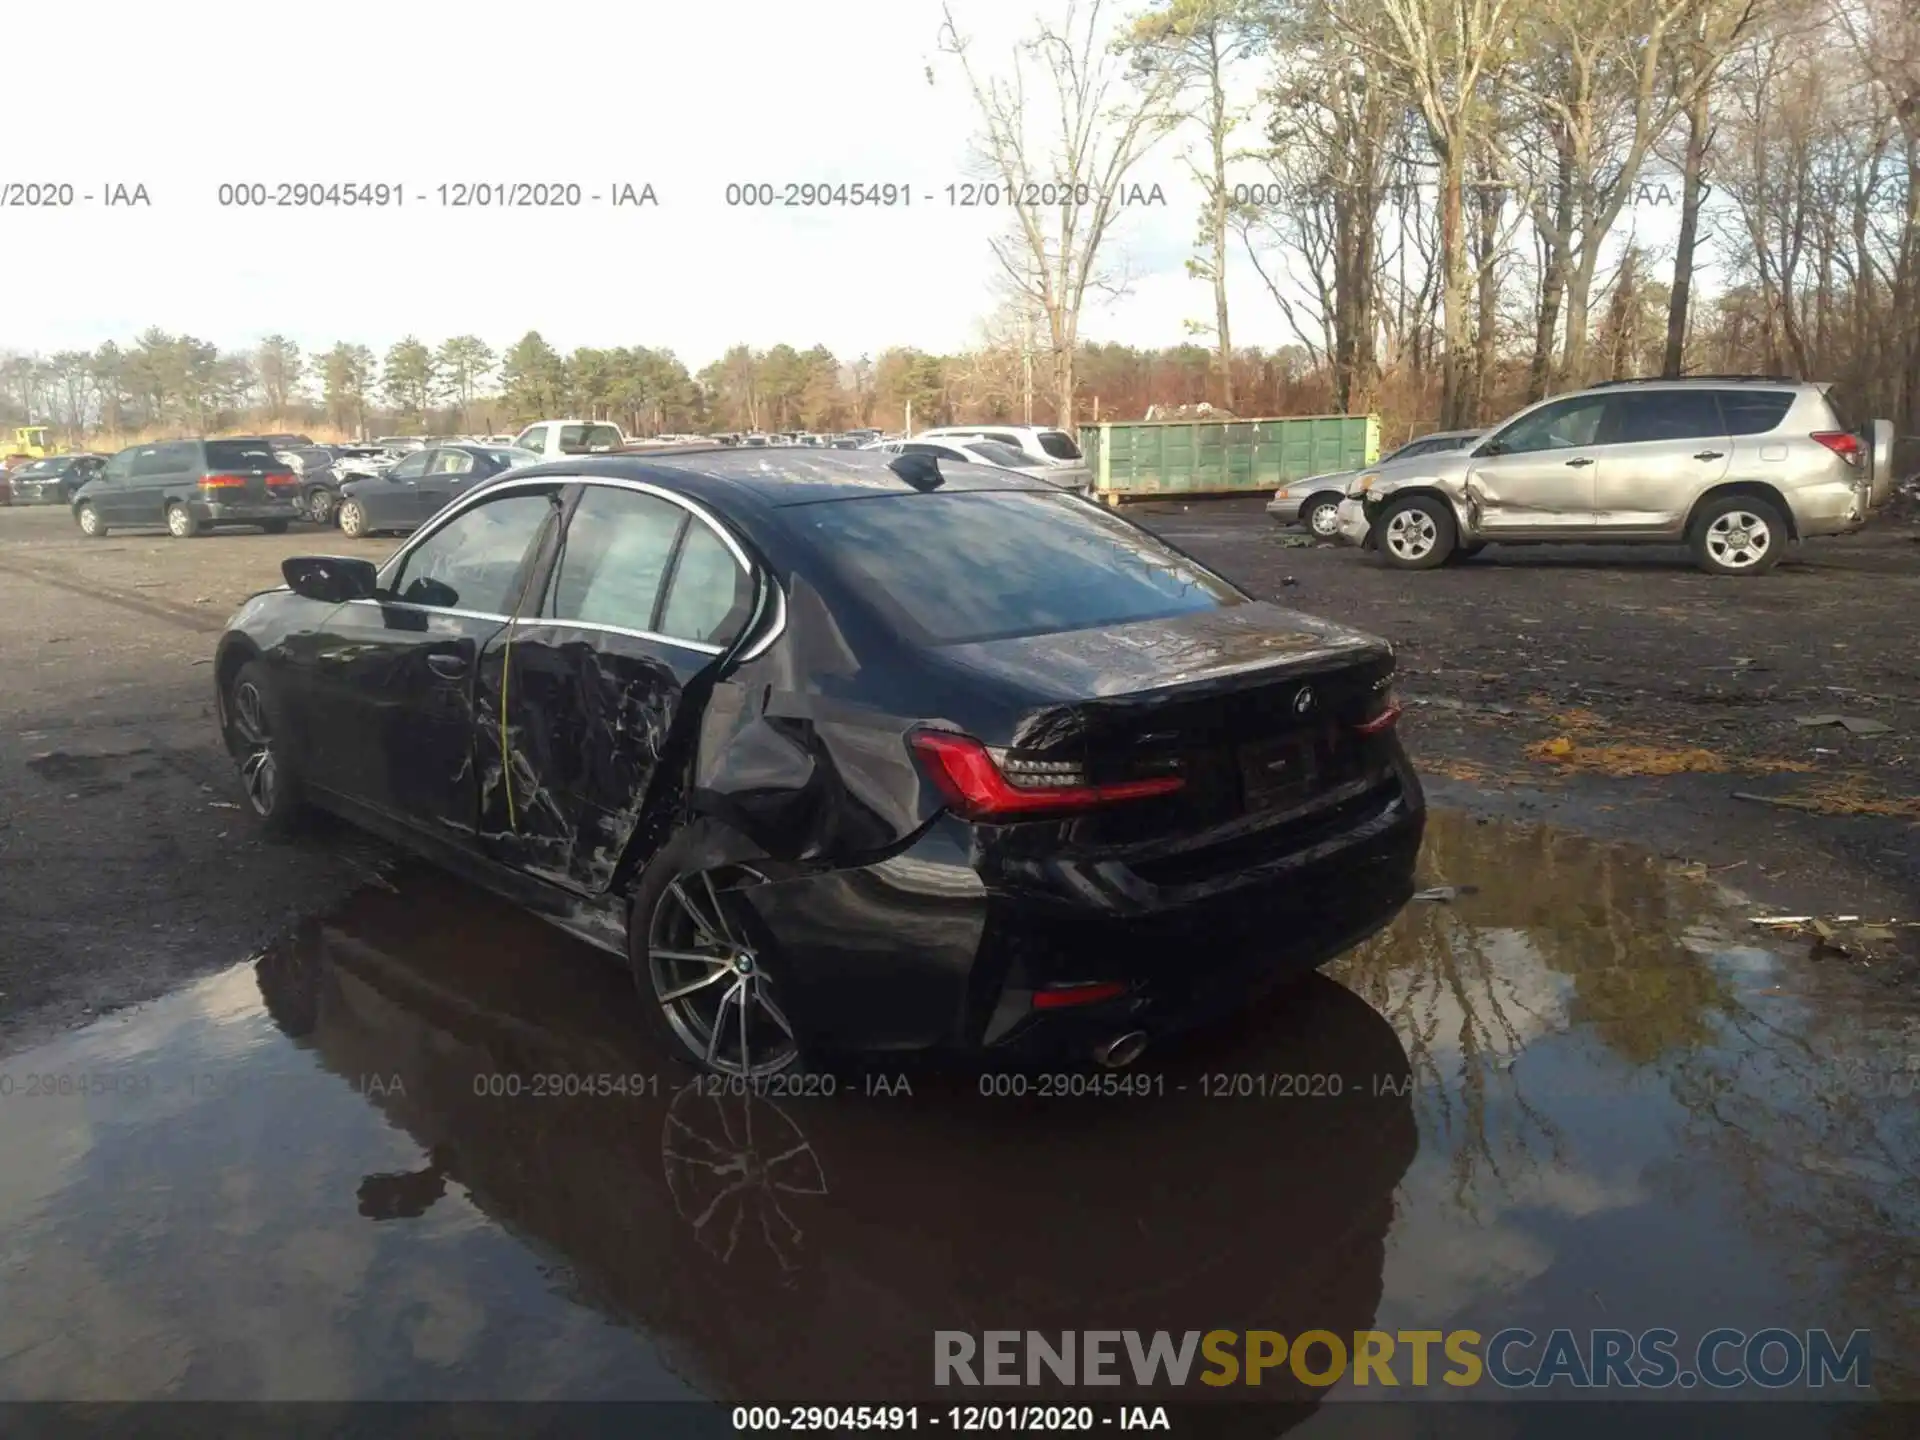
[914,425,1090,489]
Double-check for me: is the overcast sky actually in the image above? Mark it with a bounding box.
[7,0,1688,370]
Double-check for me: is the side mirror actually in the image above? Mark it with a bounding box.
[283,555,380,603]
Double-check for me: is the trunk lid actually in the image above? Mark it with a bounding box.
[944,604,1399,849]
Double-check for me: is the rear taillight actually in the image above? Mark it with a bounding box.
[199,472,246,488]
[908,729,1184,819]
[1812,432,1862,465]
[1354,687,1402,736]
[265,472,298,488]
[1032,981,1130,1010]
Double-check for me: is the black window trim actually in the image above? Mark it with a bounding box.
[373,474,767,656]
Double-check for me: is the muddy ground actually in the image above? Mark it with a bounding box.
[0,496,1916,1055]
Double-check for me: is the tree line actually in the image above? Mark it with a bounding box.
[949,0,1918,430]
[3,0,1914,443]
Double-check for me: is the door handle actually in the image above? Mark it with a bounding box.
[1693,450,1724,461]
[1564,457,1595,468]
[427,653,467,680]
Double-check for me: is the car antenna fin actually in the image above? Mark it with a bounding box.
[888,452,944,491]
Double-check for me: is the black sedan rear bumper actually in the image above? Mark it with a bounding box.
[740,755,1425,1066]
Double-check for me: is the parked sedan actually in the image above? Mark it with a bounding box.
[335,444,538,537]
[886,436,1093,496]
[7,453,107,505]
[1268,430,1482,538]
[214,449,1424,1078]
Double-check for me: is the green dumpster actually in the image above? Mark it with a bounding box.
[1082,414,1380,502]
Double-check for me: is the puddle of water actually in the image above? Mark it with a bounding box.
[0,811,1912,1409]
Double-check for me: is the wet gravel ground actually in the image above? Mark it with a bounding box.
[0,496,1916,1417]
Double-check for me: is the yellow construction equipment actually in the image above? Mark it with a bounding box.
[10,426,54,458]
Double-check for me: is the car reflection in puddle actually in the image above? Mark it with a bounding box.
[0,811,1912,1407]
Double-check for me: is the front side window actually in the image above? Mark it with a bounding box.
[388,492,553,613]
[516,425,548,453]
[794,490,1244,646]
[1609,390,1726,444]
[433,450,476,475]
[1484,396,1609,456]
[549,486,685,630]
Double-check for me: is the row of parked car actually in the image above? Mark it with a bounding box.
[1268,376,1898,577]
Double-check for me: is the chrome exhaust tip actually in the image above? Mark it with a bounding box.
[1093,1030,1149,1069]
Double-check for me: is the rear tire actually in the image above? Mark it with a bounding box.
[628,821,803,1079]
[1692,495,1785,576]
[166,501,202,539]
[1376,495,1456,570]
[305,488,336,526]
[224,659,307,838]
[75,503,107,537]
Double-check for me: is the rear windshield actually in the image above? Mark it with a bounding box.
[204,440,281,469]
[793,490,1244,645]
[1037,430,1083,461]
[15,458,64,476]
[558,424,622,453]
[1714,390,1796,436]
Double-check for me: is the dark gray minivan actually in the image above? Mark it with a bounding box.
[72,438,302,538]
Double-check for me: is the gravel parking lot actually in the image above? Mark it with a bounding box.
[2,495,1917,1405]
[2,497,1916,1050]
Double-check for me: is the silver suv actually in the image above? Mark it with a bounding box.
[1335,378,1896,575]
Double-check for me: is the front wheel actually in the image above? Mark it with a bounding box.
[630,825,801,1079]
[1376,495,1456,570]
[224,660,306,837]
[337,499,368,538]
[1302,494,1344,539]
[75,502,107,537]
[1692,495,1785,576]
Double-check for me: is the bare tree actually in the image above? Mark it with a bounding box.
[1327,0,1525,426]
[941,0,1179,430]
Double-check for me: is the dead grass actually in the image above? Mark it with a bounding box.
[1523,735,1821,777]
[1788,775,1920,820]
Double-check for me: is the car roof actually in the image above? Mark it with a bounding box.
[496,447,1057,509]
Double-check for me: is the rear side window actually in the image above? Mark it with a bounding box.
[1714,390,1796,436]
[794,490,1243,646]
[1037,430,1083,461]
[549,486,685,630]
[1609,390,1726,444]
[660,523,753,646]
[964,440,1031,468]
[518,425,548,452]
[205,440,280,470]
[131,446,178,477]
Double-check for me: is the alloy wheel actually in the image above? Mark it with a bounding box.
[1308,500,1342,537]
[166,504,193,538]
[230,679,278,817]
[648,868,798,1079]
[1384,508,1437,561]
[307,490,335,525]
[77,504,101,536]
[1705,509,1771,569]
[339,501,365,537]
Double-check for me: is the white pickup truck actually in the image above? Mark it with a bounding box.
[511,419,630,459]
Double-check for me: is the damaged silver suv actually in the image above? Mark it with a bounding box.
[1336,377,1897,575]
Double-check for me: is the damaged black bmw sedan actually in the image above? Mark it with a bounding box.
[214,449,1424,1077]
